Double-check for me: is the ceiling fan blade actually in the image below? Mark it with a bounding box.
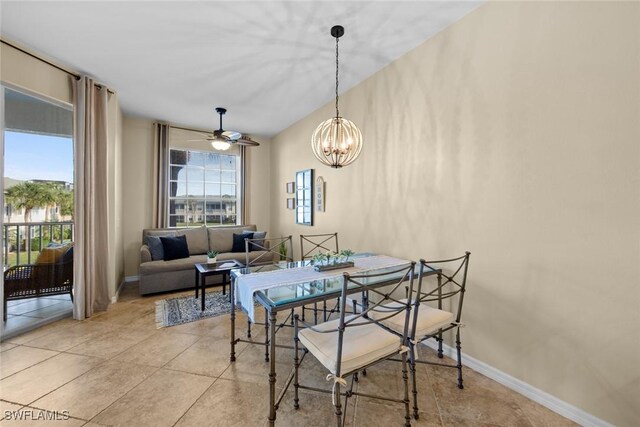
[234,137,260,147]
[186,139,211,142]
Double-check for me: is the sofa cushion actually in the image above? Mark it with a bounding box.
[140,254,208,275]
[232,232,253,253]
[217,250,277,265]
[207,225,256,253]
[145,235,167,260]
[176,226,209,255]
[161,235,190,261]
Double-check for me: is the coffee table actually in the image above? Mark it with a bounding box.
[194,260,242,311]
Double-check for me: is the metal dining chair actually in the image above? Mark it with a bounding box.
[299,233,343,323]
[244,235,294,267]
[367,252,471,419]
[293,263,418,427]
[243,235,295,361]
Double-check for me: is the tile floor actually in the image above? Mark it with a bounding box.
[0,283,578,426]
[3,295,73,336]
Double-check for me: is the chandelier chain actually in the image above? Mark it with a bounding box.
[335,35,340,118]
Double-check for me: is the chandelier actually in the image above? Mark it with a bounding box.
[311,25,363,168]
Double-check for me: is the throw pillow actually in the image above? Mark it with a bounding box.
[232,232,254,253]
[35,242,71,265]
[243,230,267,251]
[145,235,166,261]
[160,235,190,261]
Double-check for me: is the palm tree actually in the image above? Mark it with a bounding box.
[5,182,49,223]
[56,188,74,219]
[41,182,59,222]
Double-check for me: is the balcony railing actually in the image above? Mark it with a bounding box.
[3,221,74,266]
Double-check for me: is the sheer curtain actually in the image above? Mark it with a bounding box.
[73,76,111,319]
[152,123,169,228]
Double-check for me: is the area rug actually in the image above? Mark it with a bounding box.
[155,291,238,328]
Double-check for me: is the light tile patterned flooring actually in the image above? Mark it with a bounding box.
[3,295,73,334]
[0,283,578,426]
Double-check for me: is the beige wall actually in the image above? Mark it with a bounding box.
[121,117,271,277]
[0,42,73,104]
[122,117,154,277]
[269,2,640,426]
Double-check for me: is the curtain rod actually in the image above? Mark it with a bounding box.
[169,124,211,134]
[1,39,115,95]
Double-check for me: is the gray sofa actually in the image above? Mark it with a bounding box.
[139,224,270,295]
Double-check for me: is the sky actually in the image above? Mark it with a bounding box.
[4,131,74,183]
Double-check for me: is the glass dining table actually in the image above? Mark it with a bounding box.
[228,254,432,426]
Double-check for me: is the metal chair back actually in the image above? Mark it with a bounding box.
[244,235,294,267]
[412,252,471,333]
[299,232,339,260]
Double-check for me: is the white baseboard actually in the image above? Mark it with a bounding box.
[124,275,139,282]
[422,341,613,427]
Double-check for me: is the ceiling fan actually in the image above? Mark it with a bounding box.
[189,107,259,150]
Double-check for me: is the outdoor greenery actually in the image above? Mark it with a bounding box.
[5,181,74,222]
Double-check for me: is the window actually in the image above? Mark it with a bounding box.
[168,148,241,227]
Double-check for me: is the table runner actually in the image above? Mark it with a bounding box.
[235,255,411,321]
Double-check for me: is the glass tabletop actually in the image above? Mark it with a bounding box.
[232,253,417,308]
[196,260,242,273]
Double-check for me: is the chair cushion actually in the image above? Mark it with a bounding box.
[232,232,253,253]
[298,315,402,376]
[369,299,455,339]
[176,226,209,255]
[160,235,190,261]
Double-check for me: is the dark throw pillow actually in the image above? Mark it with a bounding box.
[160,235,190,261]
[232,232,254,253]
[243,230,267,250]
[145,235,166,261]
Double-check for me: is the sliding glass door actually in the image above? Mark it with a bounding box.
[1,84,74,338]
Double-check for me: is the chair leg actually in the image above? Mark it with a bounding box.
[264,307,270,362]
[247,319,252,338]
[410,345,419,419]
[293,315,300,410]
[290,308,294,325]
[438,330,443,358]
[334,382,343,427]
[402,352,411,427]
[456,328,464,389]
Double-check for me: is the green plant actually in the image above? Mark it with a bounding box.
[313,252,328,265]
[207,250,219,259]
[339,249,355,262]
[278,240,288,261]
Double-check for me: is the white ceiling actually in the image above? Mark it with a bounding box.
[1,1,482,137]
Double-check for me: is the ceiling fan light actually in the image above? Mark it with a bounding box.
[212,139,231,151]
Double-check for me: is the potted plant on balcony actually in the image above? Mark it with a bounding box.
[207,250,219,264]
